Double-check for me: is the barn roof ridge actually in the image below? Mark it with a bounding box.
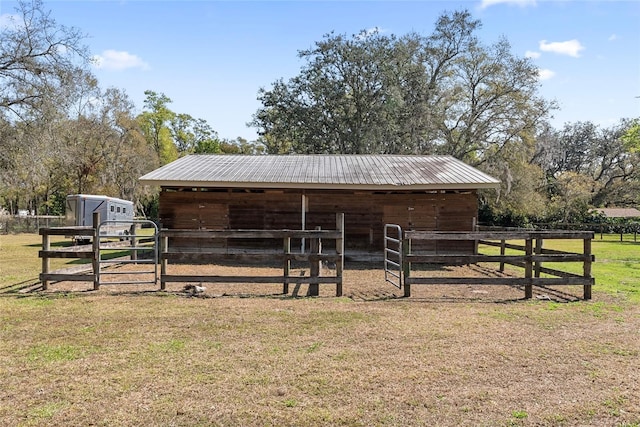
[139,154,501,190]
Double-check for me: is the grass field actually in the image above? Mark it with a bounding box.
[0,233,639,426]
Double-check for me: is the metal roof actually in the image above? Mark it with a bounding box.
[139,155,501,190]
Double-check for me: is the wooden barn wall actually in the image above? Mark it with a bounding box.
[159,188,477,252]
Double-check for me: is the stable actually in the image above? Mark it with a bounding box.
[139,155,500,255]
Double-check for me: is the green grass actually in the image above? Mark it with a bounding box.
[478,233,640,303]
[0,233,154,290]
[0,234,75,290]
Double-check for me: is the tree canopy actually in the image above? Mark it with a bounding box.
[0,1,637,227]
[252,10,554,168]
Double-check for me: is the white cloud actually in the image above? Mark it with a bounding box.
[608,34,618,42]
[92,49,149,71]
[479,0,536,9]
[539,39,585,58]
[538,69,555,81]
[525,50,541,59]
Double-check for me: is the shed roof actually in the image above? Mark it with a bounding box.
[139,154,501,191]
[592,208,640,218]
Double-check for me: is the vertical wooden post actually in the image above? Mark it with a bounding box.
[92,212,100,290]
[583,238,592,300]
[524,238,533,299]
[161,233,168,291]
[308,226,320,296]
[41,230,50,290]
[403,234,411,298]
[472,217,478,255]
[499,239,506,272]
[335,213,344,297]
[534,238,543,278]
[283,236,290,294]
[130,223,137,262]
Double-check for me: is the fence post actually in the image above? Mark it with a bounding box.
[335,213,344,297]
[41,230,50,290]
[524,238,533,299]
[130,223,137,262]
[583,238,592,300]
[403,235,411,298]
[499,239,506,272]
[283,236,290,294]
[534,238,543,278]
[161,232,168,291]
[92,212,100,290]
[308,226,320,296]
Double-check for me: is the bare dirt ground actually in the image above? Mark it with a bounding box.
[40,261,581,303]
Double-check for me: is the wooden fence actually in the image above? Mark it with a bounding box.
[39,212,154,290]
[39,225,97,290]
[161,214,345,296]
[38,213,345,296]
[400,229,595,299]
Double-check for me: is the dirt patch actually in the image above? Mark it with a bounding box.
[38,261,585,303]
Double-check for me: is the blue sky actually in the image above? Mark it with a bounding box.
[1,0,639,141]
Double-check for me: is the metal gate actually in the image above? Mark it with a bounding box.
[96,220,159,286]
[384,224,403,289]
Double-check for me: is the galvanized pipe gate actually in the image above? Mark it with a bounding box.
[96,219,159,287]
[383,224,403,290]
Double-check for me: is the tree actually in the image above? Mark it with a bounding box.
[251,10,554,165]
[0,0,90,121]
[252,29,416,154]
[533,119,640,214]
[137,90,177,165]
[138,90,225,161]
[0,0,95,213]
[170,113,220,155]
[83,87,154,202]
[431,36,552,166]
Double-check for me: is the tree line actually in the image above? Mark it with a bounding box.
[1,1,638,226]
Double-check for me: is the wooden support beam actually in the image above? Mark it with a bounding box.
[41,232,50,290]
[92,212,100,290]
[584,238,593,300]
[308,226,320,296]
[283,236,290,294]
[403,235,411,298]
[161,234,168,291]
[524,238,533,299]
[335,213,344,297]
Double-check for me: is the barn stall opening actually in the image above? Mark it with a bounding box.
[139,154,501,259]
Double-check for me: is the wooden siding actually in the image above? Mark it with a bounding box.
[159,188,477,253]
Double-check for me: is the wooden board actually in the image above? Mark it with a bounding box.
[159,188,478,253]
